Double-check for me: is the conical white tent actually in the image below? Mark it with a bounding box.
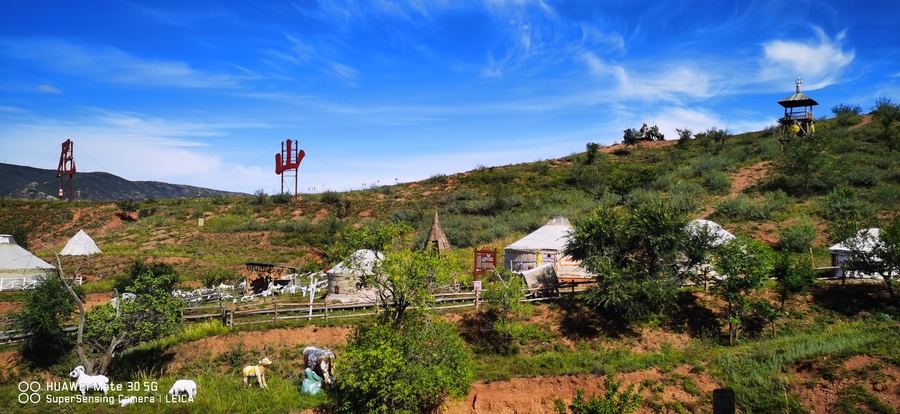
[60,229,102,256]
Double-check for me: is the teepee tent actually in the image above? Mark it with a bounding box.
[0,234,56,290]
[60,229,102,256]
[425,211,451,252]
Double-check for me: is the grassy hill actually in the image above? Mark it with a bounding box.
[1,99,899,413]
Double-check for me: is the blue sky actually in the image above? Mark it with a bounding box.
[1,1,898,195]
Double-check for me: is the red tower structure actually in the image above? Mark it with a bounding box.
[56,139,76,202]
[275,139,305,197]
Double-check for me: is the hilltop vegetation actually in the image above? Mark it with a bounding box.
[1,98,899,413]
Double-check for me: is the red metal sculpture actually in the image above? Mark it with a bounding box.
[275,140,305,197]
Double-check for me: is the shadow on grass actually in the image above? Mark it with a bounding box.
[112,346,176,379]
[667,290,722,339]
[554,297,639,340]
[810,282,897,317]
[457,310,517,355]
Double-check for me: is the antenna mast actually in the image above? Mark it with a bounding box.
[56,139,77,202]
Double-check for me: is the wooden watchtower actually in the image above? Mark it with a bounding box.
[778,77,818,147]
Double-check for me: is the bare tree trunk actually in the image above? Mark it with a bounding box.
[46,246,92,372]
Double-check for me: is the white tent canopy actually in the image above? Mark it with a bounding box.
[60,229,102,256]
[0,234,55,287]
[504,217,588,279]
[828,228,884,279]
[505,217,572,252]
[828,228,880,254]
[684,219,736,246]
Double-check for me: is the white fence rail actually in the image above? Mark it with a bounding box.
[0,276,81,292]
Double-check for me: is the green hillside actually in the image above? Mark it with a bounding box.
[1,98,899,414]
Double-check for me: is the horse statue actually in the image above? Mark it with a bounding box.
[302,346,335,384]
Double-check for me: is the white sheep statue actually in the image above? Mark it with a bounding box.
[242,357,272,388]
[69,365,109,396]
[168,379,198,397]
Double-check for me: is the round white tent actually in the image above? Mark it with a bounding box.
[0,234,56,290]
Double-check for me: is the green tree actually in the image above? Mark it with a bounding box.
[831,103,862,127]
[712,238,774,345]
[115,199,137,220]
[113,259,178,294]
[83,270,184,374]
[14,275,83,367]
[771,252,817,310]
[566,200,688,323]
[870,98,900,151]
[331,317,473,414]
[680,220,725,291]
[622,128,638,149]
[585,142,601,165]
[773,130,829,195]
[479,270,527,355]
[675,128,693,148]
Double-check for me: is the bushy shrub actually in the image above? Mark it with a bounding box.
[114,260,178,294]
[818,186,869,221]
[554,374,643,414]
[271,192,293,204]
[331,319,473,414]
[200,267,237,288]
[15,276,83,367]
[248,189,269,206]
[702,170,732,195]
[714,192,792,221]
[691,154,731,178]
[845,168,880,188]
[831,103,863,127]
[321,190,342,205]
[777,219,818,253]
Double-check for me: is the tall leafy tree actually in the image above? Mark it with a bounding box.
[83,269,184,374]
[566,200,689,323]
[14,275,83,367]
[771,252,817,310]
[355,227,460,325]
[331,223,473,414]
[871,98,900,152]
[712,238,774,345]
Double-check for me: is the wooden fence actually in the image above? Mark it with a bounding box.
[0,283,592,343]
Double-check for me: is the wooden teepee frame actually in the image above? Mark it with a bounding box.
[425,211,451,253]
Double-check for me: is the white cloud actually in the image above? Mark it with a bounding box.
[37,84,62,94]
[581,52,714,103]
[761,28,854,89]
[1,38,236,89]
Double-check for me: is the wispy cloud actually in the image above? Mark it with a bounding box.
[760,28,854,89]
[0,38,236,89]
[264,34,358,83]
[37,84,61,94]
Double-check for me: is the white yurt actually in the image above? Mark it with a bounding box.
[0,234,56,290]
[828,228,885,279]
[326,249,383,295]
[503,217,588,281]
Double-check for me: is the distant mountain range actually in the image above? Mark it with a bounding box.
[0,163,249,201]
